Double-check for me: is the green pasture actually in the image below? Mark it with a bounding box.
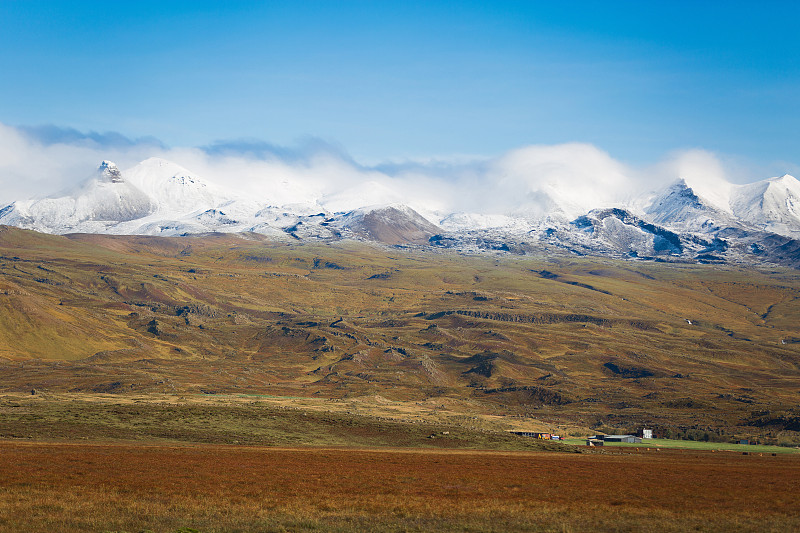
[564,437,800,454]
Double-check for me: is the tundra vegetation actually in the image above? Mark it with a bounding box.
[0,225,799,531]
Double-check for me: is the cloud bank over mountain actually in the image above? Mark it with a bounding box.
[0,121,783,219]
[3,121,800,270]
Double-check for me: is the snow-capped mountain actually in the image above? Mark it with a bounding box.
[0,161,153,233]
[116,158,266,236]
[573,208,684,257]
[0,158,269,236]
[644,178,740,234]
[643,174,800,240]
[731,174,800,238]
[1,158,799,269]
[124,158,229,217]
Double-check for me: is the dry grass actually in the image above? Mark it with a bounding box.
[0,394,570,452]
[1,226,799,442]
[1,441,798,532]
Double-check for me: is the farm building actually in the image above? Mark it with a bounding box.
[597,434,642,443]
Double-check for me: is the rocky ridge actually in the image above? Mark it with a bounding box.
[1,158,799,268]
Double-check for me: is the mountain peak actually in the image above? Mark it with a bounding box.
[643,177,739,232]
[97,160,123,183]
[676,175,733,214]
[342,204,440,245]
[768,174,800,188]
[660,179,704,209]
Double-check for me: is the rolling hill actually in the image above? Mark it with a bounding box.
[0,225,798,442]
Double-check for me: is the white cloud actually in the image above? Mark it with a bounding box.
[0,121,785,222]
[0,123,161,205]
[645,149,734,212]
[483,143,635,219]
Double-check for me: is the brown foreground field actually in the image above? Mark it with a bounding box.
[1,440,798,532]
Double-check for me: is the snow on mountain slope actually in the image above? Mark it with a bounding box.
[644,174,800,239]
[731,175,800,237]
[644,178,740,233]
[681,173,733,214]
[439,213,531,232]
[0,158,270,236]
[0,161,153,233]
[572,208,687,257]
[124,158,236,217]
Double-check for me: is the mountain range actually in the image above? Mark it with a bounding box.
[1,158,799,268]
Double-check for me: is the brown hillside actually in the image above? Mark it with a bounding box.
[0,225,799,439]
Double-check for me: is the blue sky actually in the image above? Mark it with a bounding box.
[1,1,798,171]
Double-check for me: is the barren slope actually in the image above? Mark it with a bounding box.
[1,225,798,439]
